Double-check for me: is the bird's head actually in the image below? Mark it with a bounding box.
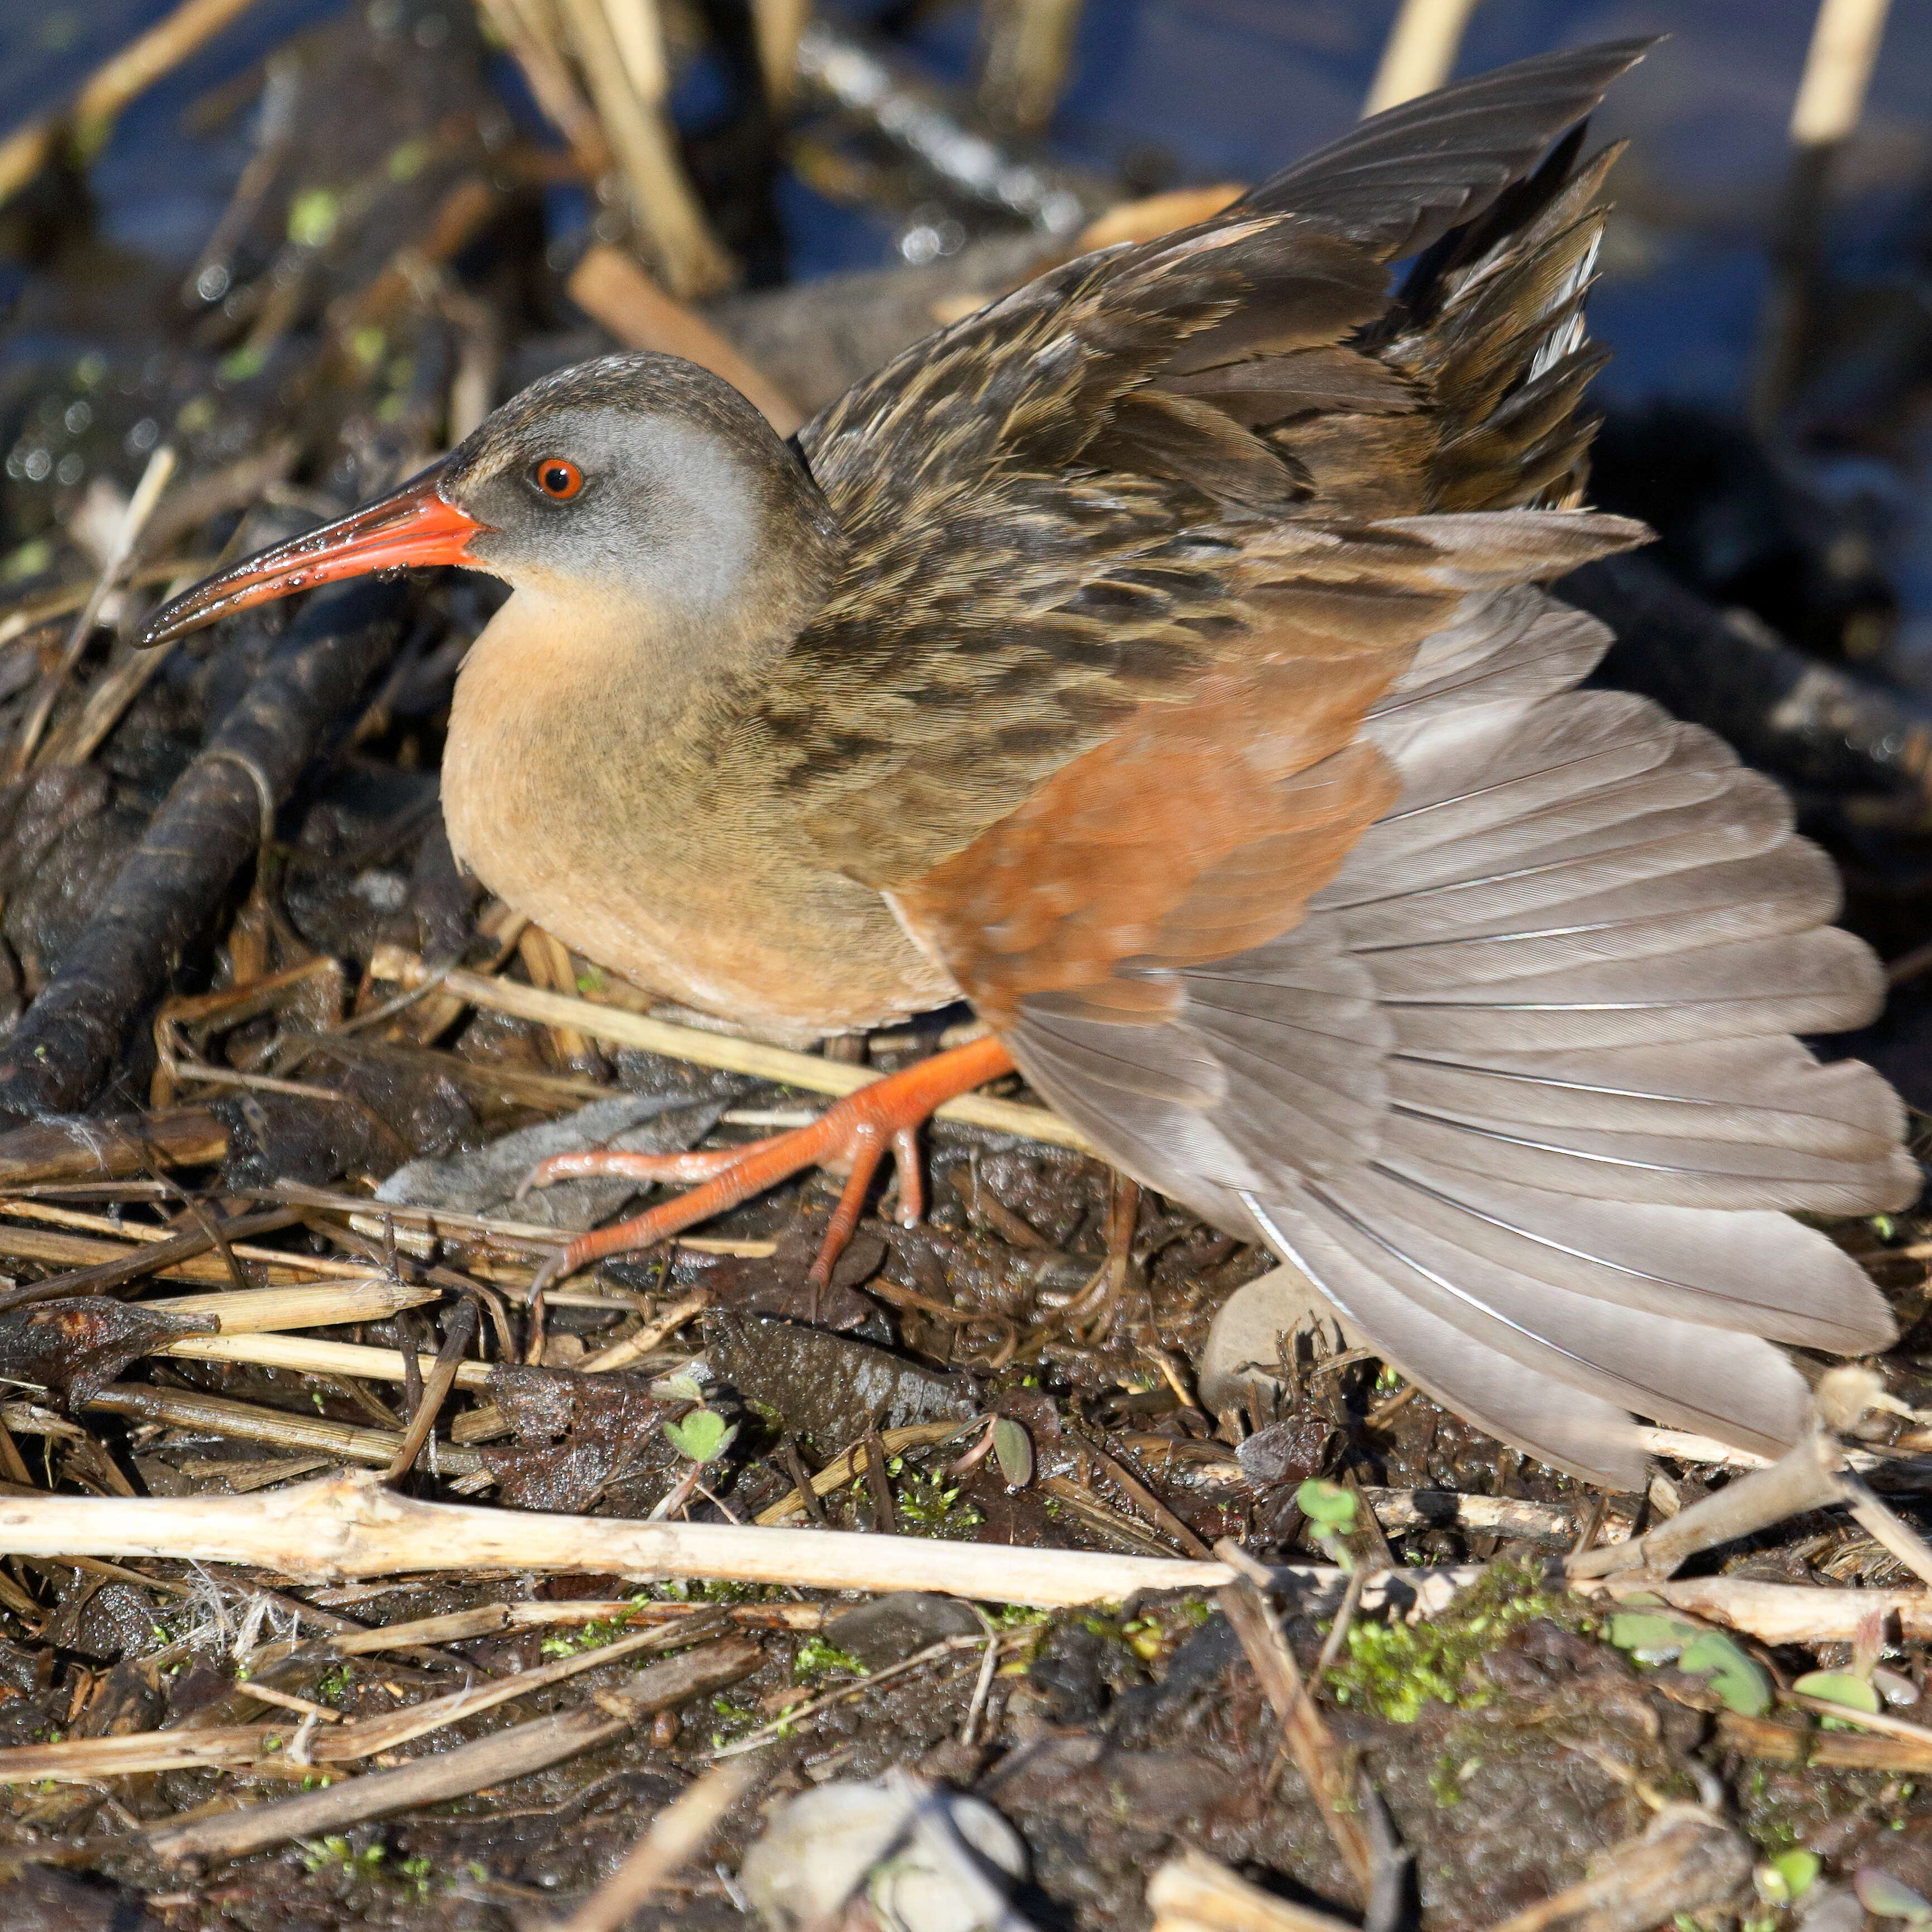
[140,353,843,651]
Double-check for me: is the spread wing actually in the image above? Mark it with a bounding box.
[741,38,1912,1487]
[748,40,1656,899]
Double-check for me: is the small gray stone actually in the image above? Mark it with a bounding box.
[826,1593,984,1669]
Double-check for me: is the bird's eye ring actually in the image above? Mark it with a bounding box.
[531,456,583,501]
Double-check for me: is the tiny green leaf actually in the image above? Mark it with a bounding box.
[1677,1631,1771,1716]
[664,1408,735,1464]
[1767,1849,1819,1902]
[1606,1610,1699,1659]
[1295,1479,1357,1532]
[1795,1669,1882,1728]
[656,1373,705,1404]
[1794,1669,1881,1714]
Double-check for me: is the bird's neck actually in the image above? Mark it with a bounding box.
[448,582,792,805]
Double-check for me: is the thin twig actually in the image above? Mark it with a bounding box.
[710,1632,1001,1758]
[382,1300,478,1480]
[1214,1541,1373,1902]
[558,1756,765,1932]
[0,0,266,203]
[369,944,1093,1151]
[12,445,177,776]
[146,1637,763,1862]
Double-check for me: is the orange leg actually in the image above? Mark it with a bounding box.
[526,1035,1015,1296]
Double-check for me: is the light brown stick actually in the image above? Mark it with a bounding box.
[568,245,804,432]
[1214,1543,1373,1901]
[1148,1846,1354,1932]
[370,944,1094,1151]
[560,1756,764,1932]
[1362,0,1480,115]
[0,0,266,201]
[1791,0,1893,145]
[555,0,733,298]
[0,1467,1227,1604]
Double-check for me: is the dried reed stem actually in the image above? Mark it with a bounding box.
[370,944,1095,1151]
[1363,0,1481,116]
[567,244,804,432]
[0,1467,1226,1603]
[558,1757,764,1932]
[555,0,733,298]
[1791,0,1893,145]
[0,0,267,203]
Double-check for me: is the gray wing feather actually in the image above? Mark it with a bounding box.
[1004,581,1912,1484]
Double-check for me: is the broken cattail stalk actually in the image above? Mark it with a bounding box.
[750,0,809,107]
[0,1468,1227,1603]
[755,1417,981,1524]
[266,1176,775,1262]
[1575,1574,1932,1645]
[579,1287,709,1371]
[0,1723,299,1786]
[1148,1846,1354,1932]
[1214,1541,1373,1902]
[0,1203,306,1309]
[383,1300,478,1479]
[554,0,734,299]
[309,1613,719,1761]
[0,1108,226,1189]
[369,944,1095,1151]
[79,1384,483,1476]
[559,1756,764,1932]
[473,0,613,181]
[976,0,1085,136]
[311,1599,824,1655]
[12,444,177,777]
[0,558,215,652]
[153,1329,495,1392]
[1718,1709,1932,1775]
[1363,0,1481,116]
[567,246,805,434]
[1361,1487,1622,1549]
[1791,0,1893,146]
[150,1277,438,1332]
[0,0,267,203]
[1568,1430,1910,1582]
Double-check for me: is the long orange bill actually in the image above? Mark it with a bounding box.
[137,465,487,648]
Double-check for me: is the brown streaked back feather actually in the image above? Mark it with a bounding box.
[756,47,1656,891]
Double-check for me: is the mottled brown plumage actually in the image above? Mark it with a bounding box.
[145,40,1917,1487]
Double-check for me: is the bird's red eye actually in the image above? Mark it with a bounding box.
[531,456,583,501]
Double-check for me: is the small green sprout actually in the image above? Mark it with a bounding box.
[1605,1611,1771,1717]
[1754,1849,1819,1906]
[793,1636,868,1680]
[301,1835,384,1875]
[1792,1669,1881,1728]
[664,1406,737,1464]
[1296,1478,1358,1566]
